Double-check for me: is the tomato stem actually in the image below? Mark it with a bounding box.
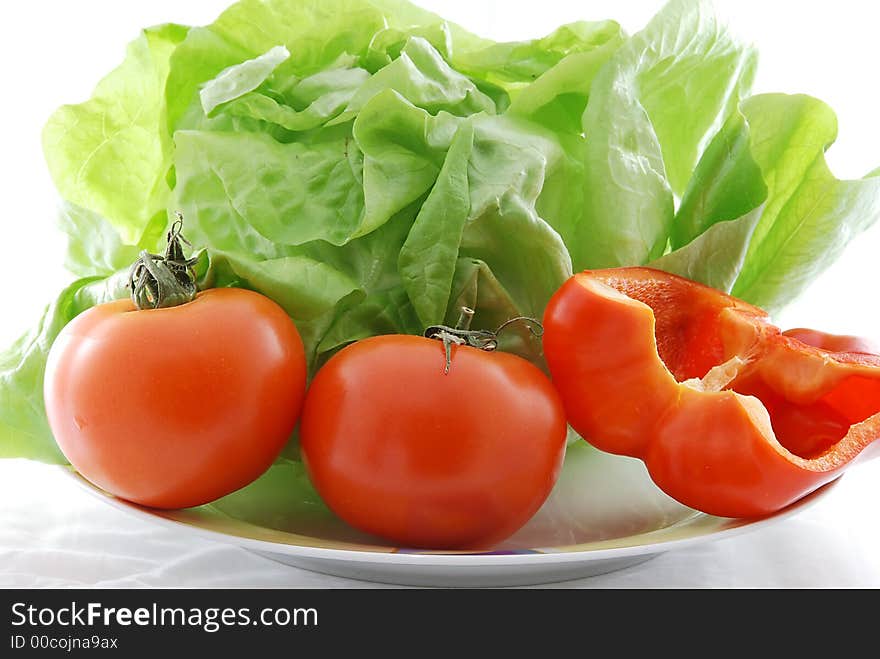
[128,213,199,310]
[424,307,544,374]
[456,306,475,331]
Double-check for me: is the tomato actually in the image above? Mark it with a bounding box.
[299,334,567,549]
[44,287,307,509]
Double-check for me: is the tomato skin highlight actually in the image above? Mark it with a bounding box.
[299,335,567,549]
[44,287,307,509]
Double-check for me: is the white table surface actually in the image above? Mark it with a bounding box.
[2,457,878,588]
[3,0,880,590]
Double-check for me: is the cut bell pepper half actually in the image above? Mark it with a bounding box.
[542,267,880,518]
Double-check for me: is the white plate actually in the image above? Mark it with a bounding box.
[64,441,837,587]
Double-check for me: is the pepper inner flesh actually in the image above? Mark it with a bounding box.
[728,373,876,459]
[596,271,880,461]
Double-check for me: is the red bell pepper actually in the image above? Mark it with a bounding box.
[782,327,880,356]
[542,267,880,518]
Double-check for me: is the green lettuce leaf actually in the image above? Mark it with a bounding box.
[214,66,371,132]
[670,110,767,250]
[56,203,166,278]
[664,92,880,313]
[459,115,572,321]
[200,45,291,115]
[573,0,756,269]
[505,31,625,134]
[173,129,366,247]
[353,90,460,237]
[166,0,488,134]
[455,20,623,88]
[42,24,189,244]
[732,95,880,311]
[650,205,764,293]
[399,121,474,325]
[332,37,497,124]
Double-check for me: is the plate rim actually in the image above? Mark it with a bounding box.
[59,466,840,567]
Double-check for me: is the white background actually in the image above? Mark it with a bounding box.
[1,0,880,587]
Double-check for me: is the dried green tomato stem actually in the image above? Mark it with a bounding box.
[424,306,543,374]
[128,213,199,310]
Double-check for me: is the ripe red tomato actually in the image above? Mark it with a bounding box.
[44,287,307,509]
[299,335,567,549]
